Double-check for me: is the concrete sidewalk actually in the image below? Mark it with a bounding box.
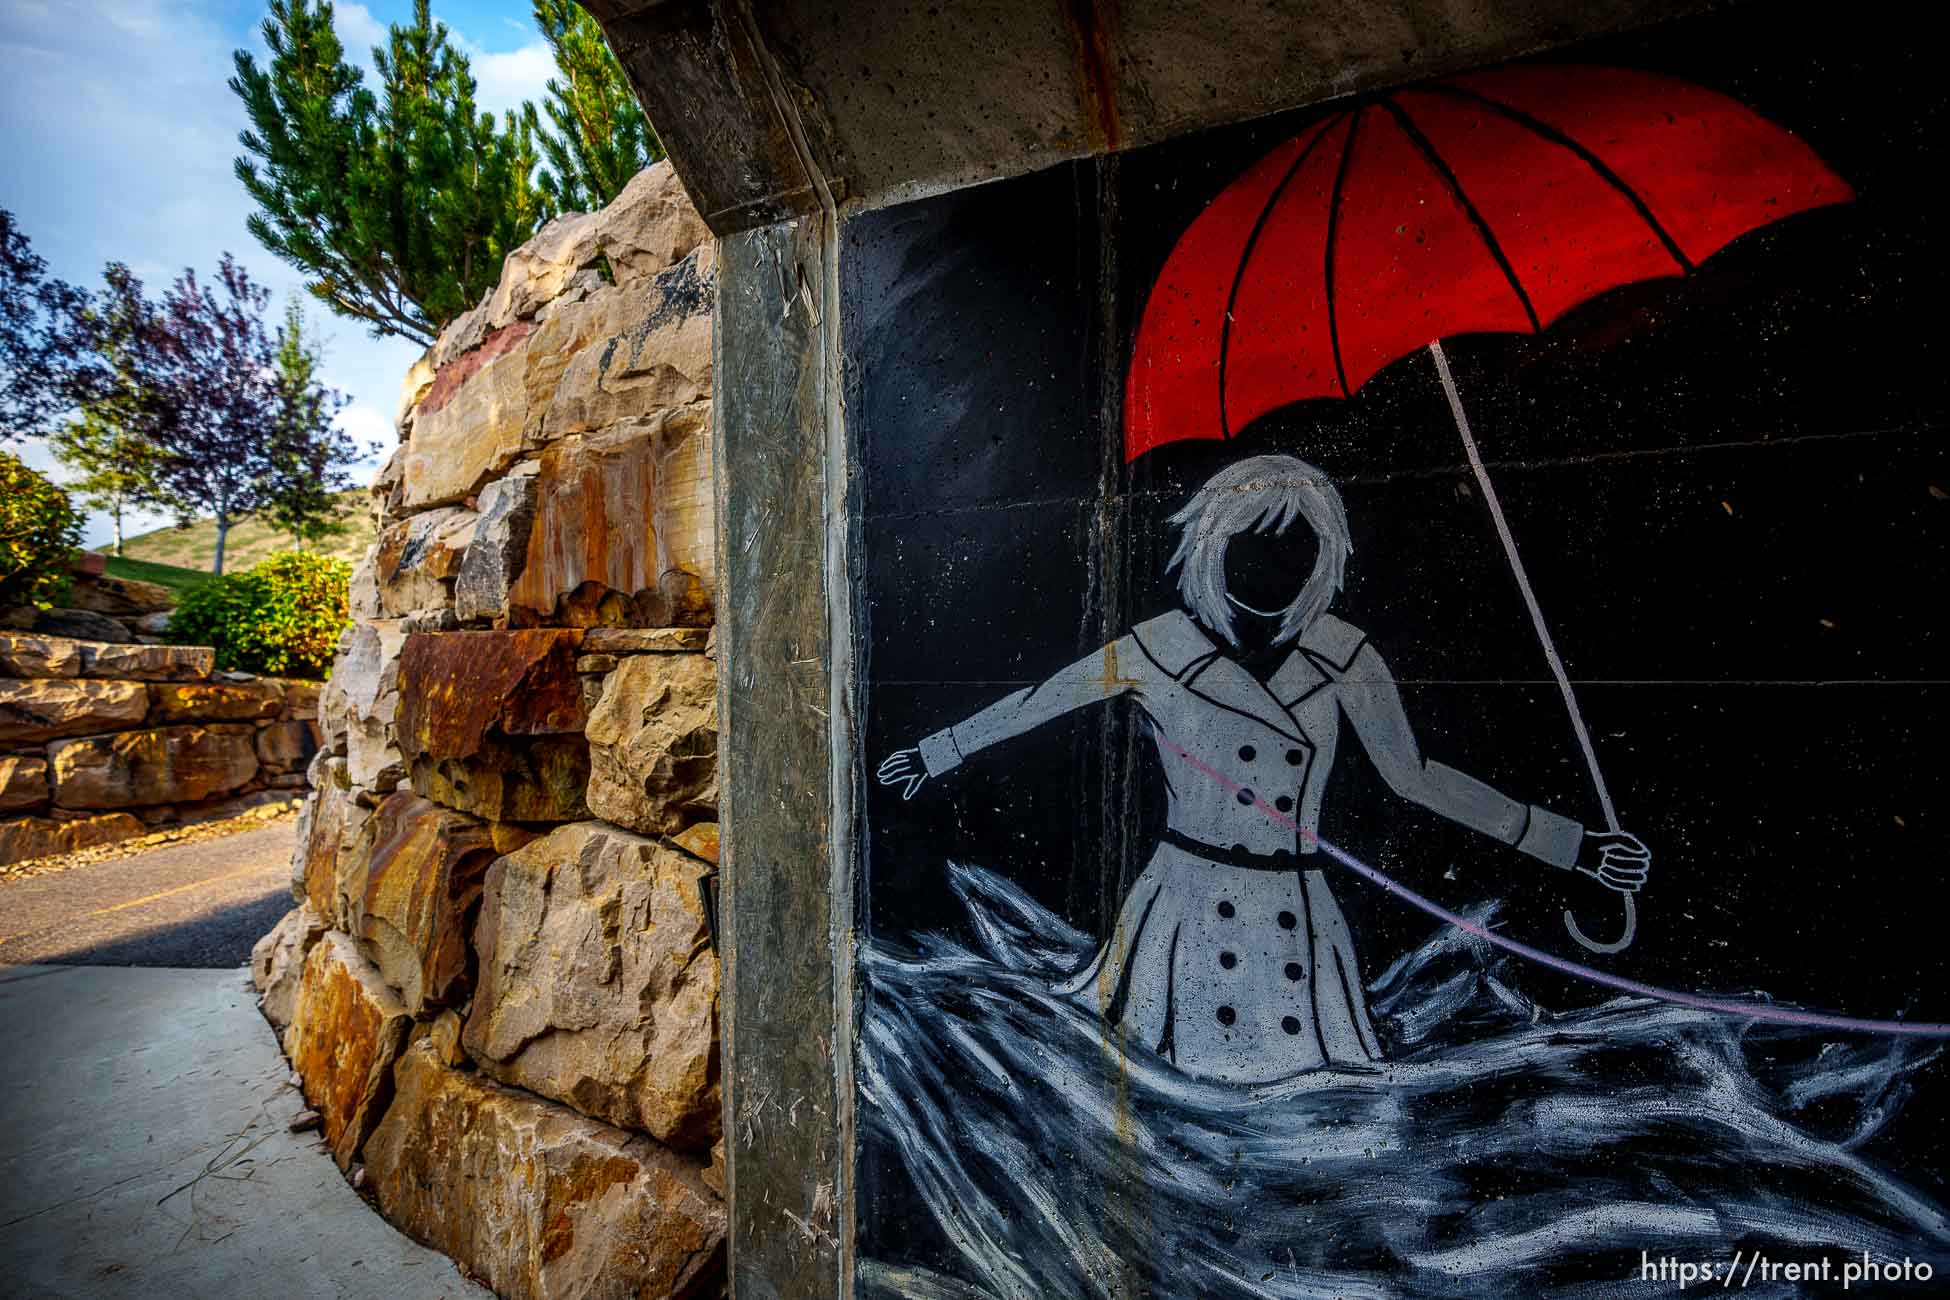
[0,963,489,1300]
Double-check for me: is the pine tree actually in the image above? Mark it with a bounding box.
[231,0,548,345]
[522,0,664,214]
[47,411,158,557]
[264,301,352,549]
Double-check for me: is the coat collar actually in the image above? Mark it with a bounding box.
[1132,609,1370,747]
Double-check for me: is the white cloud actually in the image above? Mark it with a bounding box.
[332,1,388,81]
[335,2,388,55]
[456,33,552,121]
[334,402,394,465]
[1,0,423,553]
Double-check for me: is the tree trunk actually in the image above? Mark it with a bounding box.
[112,508,124,557]
[212,516,229,576]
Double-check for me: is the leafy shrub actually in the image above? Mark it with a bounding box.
[0,450,83,608]
[169,549,350,678]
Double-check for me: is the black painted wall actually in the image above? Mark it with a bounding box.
[846,4,1945,1286]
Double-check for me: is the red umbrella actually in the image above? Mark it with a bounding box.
[1125,64,1852,953]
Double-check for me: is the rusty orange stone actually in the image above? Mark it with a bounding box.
[363,1041,725,1300]
[283,932,412,1171]
[353,792,501,1014]
[396,630,586,761]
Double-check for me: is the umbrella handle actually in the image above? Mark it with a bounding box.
[1565,892,1636,955]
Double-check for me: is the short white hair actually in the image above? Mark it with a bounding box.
[1166,454,1350,649]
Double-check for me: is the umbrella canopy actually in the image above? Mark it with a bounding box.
[1125,64,1854,461]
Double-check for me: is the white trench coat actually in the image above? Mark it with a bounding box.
[918,608,1586,1084]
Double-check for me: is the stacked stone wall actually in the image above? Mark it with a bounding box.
[252,161,725,1300]
[1,634,317,864]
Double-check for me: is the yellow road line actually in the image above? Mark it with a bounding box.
[82,865,272,919]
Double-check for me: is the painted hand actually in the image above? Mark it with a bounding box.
[1575,830,1651,893]
[876,748,929,801]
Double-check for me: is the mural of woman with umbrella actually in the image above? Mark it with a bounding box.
[877,452,1651,1081]
[854,45,1950,1300]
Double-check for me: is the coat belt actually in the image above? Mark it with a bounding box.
[1161,827,1311,872]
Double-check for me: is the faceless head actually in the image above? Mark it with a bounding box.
[1166,454,1351,649]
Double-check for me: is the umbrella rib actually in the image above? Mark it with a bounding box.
[1322,107,1363,398]
[1380,98,1541,334]
[1218,115,1341,437]
[1422,82,1694,274]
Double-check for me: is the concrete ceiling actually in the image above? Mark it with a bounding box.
[581,0,1728,235]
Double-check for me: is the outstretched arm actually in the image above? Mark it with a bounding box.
[877,636,1147,800]
[1338,642,1647,886]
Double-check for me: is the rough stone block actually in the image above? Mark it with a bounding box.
[348,544,382,621]
[540,247,714,443]
[453,464,540,624]
[671,822,719,866]
[49,724,260,809]
[396,631,589,822]
[374,506,477,617]
[319,620,409,790]
[256,719,322,773]
[284,931,412,1171]
[503,419,715,629]
[78,642,216,681]
[578,627,711,655]
[292,758,369,926]
[346,792,500,1015]
[280,680,321,721]
[465,821,721,1149]
[403,322,536,510]
[396,353,435,431]
[0,811,146,864]
[365,1040,725,1300]
[21,608,130,643]
[584,653,717,837]
[0,679,149,743]
[0,755,49,814]
[66,574,173,617]
[0,632,82,678]
[150,679,285,723]
[251,903,327,1031]
[598,161,712,284]
[482,206,606,327]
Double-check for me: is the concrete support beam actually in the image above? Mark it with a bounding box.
[715,216,853,1298]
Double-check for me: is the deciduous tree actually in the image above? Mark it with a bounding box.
[123,257,363,574]
[0,210,96,442]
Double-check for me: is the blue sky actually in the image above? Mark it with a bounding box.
[1,0,554,548]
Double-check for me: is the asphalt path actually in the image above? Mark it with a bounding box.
[0,823,297,967]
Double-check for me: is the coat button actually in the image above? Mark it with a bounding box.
[1238,745,1256,762]
[1219,951,1237,969]
[1277,911,1297,930]
[1281,1015,1302,1035]
[1274,796,1294,813]
[1286,748,1304,765]
[1285,961,1304,981]
[1216,900,1235,919]
[1236,789,1255,805]
[1217,1006,1236,1026]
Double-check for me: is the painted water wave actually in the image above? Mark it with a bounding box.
[858,864,1948,1299]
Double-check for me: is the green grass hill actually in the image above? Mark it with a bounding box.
[98,489,373,576]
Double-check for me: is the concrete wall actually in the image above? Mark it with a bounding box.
[844,12,1948,1297]
[252,162,727,1300]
